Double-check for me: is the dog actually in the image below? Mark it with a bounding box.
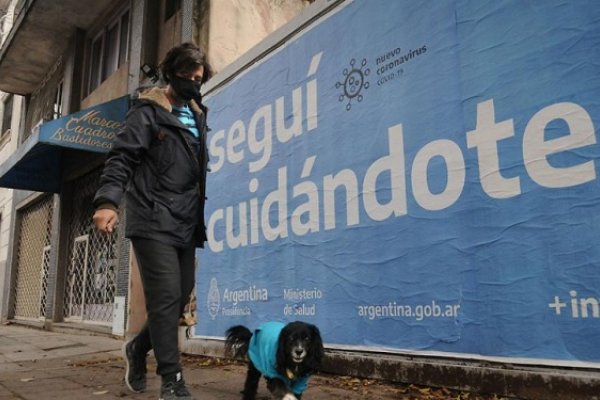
[225,321,324,400]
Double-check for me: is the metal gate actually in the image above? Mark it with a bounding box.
[12,196,54,321]
[63,170,118,325]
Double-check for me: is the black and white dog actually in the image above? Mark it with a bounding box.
[225,321,324,400]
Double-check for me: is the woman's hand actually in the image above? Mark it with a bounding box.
[93,208,119,234]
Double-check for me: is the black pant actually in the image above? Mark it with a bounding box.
[130,237,196,377]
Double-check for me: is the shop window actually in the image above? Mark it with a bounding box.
[87,8,130,94]
[53,81,63,120]
[1,94,13,138]
[118,11,130,66]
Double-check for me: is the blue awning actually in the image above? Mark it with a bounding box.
[0,95,129,193]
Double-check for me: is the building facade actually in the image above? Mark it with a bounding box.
[0,1,599,399]
[0,0,313,332]
[0,0,22,324]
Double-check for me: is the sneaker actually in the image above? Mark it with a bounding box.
[159,373,194,400]
[122,338,147,393]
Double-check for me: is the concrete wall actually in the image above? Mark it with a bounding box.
[0,92,22,321]
[0,188,13,320]
[81,64,130,110]
[202,0,311,73]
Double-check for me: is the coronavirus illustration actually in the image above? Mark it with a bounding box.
[336,58,370,111]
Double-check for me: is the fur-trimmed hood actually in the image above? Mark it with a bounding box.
[136,86,204,115]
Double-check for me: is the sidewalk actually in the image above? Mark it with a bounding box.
[0,324,504,400]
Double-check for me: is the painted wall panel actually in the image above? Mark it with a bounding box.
[195,0,600,365]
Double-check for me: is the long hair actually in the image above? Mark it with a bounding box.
[225,325,252,359]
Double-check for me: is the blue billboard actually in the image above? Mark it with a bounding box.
[196,0,600,365]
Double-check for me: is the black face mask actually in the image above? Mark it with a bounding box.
[170,75,202,103]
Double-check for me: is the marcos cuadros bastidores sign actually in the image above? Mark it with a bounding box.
[41,95,128,153]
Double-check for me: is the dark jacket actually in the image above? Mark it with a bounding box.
[93,87,208,248]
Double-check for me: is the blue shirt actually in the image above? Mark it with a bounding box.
[248,322,310,395]
[172,105,199,138]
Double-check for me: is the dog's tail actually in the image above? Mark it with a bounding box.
[225,325,252,359]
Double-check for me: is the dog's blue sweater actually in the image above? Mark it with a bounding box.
[248,321,310,395]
